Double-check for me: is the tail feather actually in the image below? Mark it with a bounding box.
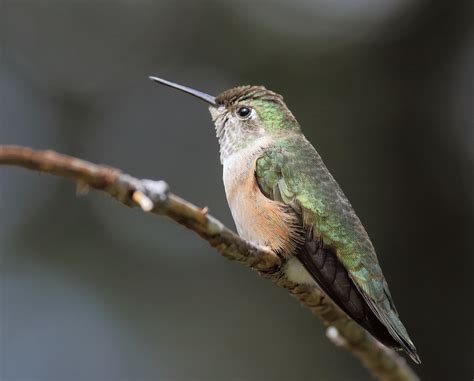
[385,310,421,364]
[296,233,421,363]
[358,290,421,364]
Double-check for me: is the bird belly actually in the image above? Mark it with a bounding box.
[283,257,317,285]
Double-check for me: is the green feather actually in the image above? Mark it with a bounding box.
[255,133,417,358]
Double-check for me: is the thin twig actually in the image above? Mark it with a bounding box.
[0,145,419,381]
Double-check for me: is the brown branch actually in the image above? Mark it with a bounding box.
[0,145,419,381]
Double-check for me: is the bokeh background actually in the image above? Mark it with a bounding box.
[1,1,472,380]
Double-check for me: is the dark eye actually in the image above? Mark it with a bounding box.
[237,106,252,119]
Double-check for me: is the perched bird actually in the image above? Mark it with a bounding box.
[150,76,420,364]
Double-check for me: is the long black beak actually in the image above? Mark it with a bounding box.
[149,76,217,106]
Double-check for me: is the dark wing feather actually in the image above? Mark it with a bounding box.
[297,229,407,349]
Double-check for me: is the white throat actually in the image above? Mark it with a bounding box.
[222,136,272,176]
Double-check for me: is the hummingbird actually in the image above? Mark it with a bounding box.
[149,76,420,364]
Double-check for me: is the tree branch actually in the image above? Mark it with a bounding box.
[0,145,419,381]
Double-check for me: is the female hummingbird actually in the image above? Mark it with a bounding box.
[150,76,420,364]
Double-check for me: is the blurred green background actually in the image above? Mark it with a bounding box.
[1,1,472,380]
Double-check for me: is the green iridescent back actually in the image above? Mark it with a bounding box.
[255,133,416,357]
